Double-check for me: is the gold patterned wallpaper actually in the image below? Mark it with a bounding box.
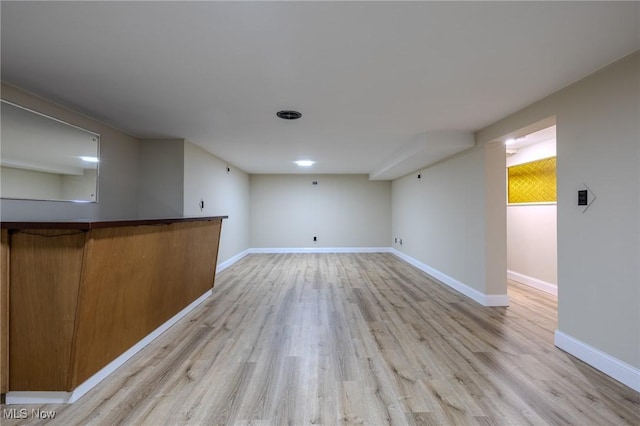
[508,157,557,204]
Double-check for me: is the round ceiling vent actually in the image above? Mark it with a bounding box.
[277,110,302,120]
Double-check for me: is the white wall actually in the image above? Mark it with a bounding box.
[392,145,494,296]
[1,167,97,203]
[507,206,557,287]
[476,52,640,373]
[138,139,252,264]
[138,139,184,218]
[1,166,63,200]
[62,169,97,202]
[251,174,391,248]
[507,139,557,289]
[184,141,250,264]
[0,83,140,220]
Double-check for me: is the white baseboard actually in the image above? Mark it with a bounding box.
[216,249,251,273]
[6,290,213,405]
[218,248,508,307]
[248,247,393,254]
[507,270,557,296]
[219,247,508,306]
[390,249,509,307]
[214,247,394,274]
[554,330,640,393]
[4,391,72,405]
[482,293,511,307]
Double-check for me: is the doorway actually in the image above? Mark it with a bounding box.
[505,125,558,296]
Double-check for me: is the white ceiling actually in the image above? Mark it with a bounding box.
[1,2,638,179]
[509,125,557,150]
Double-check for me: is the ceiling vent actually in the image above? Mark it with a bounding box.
[277,110,302,120]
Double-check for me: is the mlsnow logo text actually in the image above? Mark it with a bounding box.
[3,408,57,420]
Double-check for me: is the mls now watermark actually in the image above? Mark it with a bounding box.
[3,408,57,420]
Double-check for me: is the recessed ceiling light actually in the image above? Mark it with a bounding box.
[506,136,527,146]
[277,110,302,120]
[79,156,99,162]
[294,160,315,167]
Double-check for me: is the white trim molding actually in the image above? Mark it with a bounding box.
[216,249,251,273]
[391,249,509,307]
[215,247,393,274]
[248,247,393,254]
[554,330,640,393]
[6,290,213,405]
[507,269,557,296]
[3,392,72,405]
[233,247,510,307]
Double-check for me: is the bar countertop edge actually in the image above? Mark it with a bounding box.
[0,216,228,230]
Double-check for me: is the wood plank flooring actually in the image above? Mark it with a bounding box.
[2,253,639,425]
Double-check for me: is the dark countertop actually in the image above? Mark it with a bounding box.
[1,216,228,230]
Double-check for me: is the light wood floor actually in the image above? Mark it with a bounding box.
[2,253,639,425]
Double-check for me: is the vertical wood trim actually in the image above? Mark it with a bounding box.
[211,219,222,288]
[9,229,86,391]
[1,229,9,393]
[66,233,92,391]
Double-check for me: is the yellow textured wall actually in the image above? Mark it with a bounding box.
[508,157,556,203]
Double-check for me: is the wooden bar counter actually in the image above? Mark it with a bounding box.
[0,216,226,401]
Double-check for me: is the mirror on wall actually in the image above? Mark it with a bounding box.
[1,100,100,202]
